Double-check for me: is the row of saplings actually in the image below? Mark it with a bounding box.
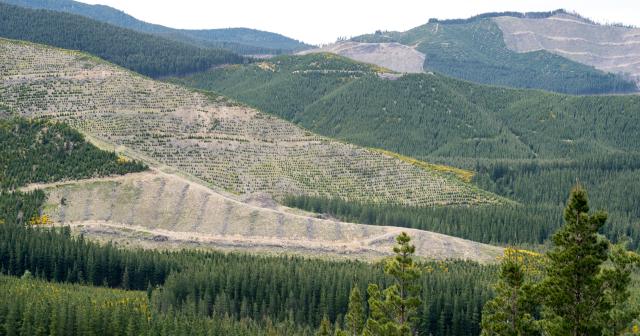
[323,186,640,336]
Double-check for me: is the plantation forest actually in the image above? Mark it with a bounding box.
[1,2,640,335]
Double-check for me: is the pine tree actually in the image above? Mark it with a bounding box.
[344,286,365,336]
[363,232,422,336]
[480,249,539,335]
[540,186,610,336]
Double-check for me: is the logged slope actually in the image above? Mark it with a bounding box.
[0,3,243,77]
[495,12,640,85]
[25,170,502,262]
[0,39,500,207]
[346,11,637,94]
[175,53,640,161]
[0,0,311,54]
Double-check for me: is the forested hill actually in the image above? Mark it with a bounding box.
[348,11,638,94]
[0,3,243,77]
[0,0,312,55]
[174,53,640,162]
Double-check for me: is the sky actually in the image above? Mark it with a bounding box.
[77,0,640,45]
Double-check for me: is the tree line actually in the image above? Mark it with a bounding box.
[0,117,146,190]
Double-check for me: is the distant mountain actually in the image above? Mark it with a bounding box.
[302,10,637,94]
[0,3,243,77]
[0,0,312,55]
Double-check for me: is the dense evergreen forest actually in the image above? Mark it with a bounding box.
[0,118,146,190]
[352,17,637,94]
[0,3,244,77]
[174,54,640,249]
[285,157,640,248]
[0,0,312,55]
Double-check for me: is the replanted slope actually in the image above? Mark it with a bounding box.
[0,39,500,207]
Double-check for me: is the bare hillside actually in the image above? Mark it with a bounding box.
[26,171,502,263]
[0,38,500,206]
[495,13,640,85]
[300,41,425,73]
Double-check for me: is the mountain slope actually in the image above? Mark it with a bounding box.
[0,0,312,54]
[174,54,640,248]
[0,38,501,207]
[0,3,243,77]
[175,53,640,161]
[314,10,638,94]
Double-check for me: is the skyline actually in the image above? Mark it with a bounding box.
[75,0,640,45]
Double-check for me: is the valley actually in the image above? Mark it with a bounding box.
[1,2,639,335]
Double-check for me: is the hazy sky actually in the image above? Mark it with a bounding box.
[78,0,640,45]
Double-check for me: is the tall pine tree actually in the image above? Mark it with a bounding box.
[364,232,422,336]
[539,186,610,336]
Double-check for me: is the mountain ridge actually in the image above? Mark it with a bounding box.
[0,0,312,54]
[302,9,639,94]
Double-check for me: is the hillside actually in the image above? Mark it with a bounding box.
[176,53,640,161]
[23,170,501,262]
[0,0,312,55]
[174,53,640,247]
[0,3,243,77]
[0,39,503,207]
[494,12,640,85]
[306,10,639,94]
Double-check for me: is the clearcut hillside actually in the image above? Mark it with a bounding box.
[0,38,501,207]
[25,170,502,262]
[494,12,640,86]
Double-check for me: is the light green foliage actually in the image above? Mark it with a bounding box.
[601,244,640,336]
[316,315,332,336]
[0,39,501,207]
